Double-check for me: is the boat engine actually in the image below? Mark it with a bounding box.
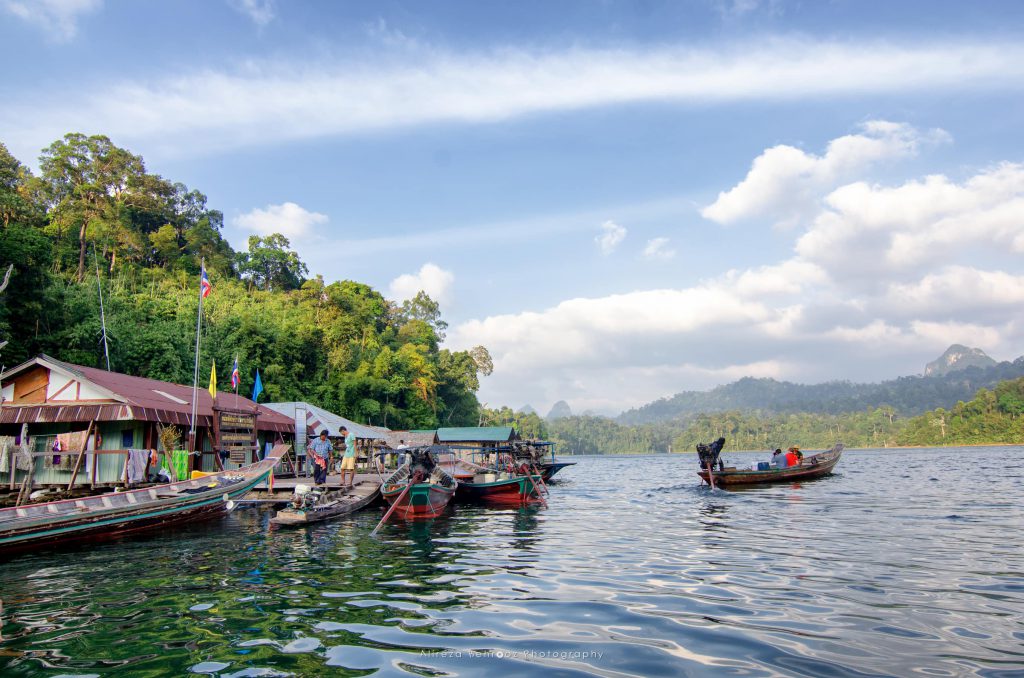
[292,483,325,509]
[696,437,726,471]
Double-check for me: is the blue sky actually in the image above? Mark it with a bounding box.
[4,0,1024,415]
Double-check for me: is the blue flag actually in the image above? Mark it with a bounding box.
[251,369,263,402]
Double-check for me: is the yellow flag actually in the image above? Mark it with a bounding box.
[208,359,217,400]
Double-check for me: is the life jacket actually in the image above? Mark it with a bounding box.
[785,452,798,466]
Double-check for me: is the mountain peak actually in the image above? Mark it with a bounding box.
[546,400,573,420]
[924,344,996,377]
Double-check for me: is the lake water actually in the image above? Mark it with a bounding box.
[1,447,1022,677]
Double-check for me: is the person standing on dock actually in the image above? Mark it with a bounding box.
[309,430,332,486]
[339,426,357,488]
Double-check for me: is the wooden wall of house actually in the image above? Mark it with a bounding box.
[2,421,145,488]
[3,421,292,488]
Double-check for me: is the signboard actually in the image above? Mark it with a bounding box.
[215,408,257,464]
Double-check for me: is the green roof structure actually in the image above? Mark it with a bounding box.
[436,426,517,442]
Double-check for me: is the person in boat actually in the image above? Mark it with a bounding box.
[785,446,801,467]
[308,430,333,486]
[339,426,357,488]
[772,448,787,469]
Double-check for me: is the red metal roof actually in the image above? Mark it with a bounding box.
[0,356,293,433]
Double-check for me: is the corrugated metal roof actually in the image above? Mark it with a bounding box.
[262,402,384,440]
[0,355,293,432]
[381,430,439,448]
[436,426,517,442]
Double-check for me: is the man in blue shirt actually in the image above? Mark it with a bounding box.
[308,430,333,486]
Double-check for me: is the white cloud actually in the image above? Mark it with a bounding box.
[453,127,1024,412]
[796,163,1024,281]
[596,220,627,255]
[643,237,676,261]
[909,320,1006,352]
[728,260,827,298]
[228,0,275,26]
[3,39,1021,163]
[885,267,1024,318]
[702,120,949,226]
[2,0,101,41]
[233,202,328,241]
[389,263,455,306]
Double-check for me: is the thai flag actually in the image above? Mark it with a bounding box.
[200,266,211,298]
[230,356,240,389]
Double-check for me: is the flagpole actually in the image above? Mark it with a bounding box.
[189,258,205,453]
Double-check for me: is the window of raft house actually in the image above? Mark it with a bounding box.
[121,429,134,448]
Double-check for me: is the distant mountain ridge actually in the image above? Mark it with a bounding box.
[618,347,1024,425]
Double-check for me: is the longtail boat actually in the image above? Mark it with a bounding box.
[537,461,575,481]
[456,470,545,505]
[380,447,457,520]
[698,443,844,487]
[0,446,284,555]
[270,480,380,526]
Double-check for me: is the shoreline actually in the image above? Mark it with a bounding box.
[558,441,1024,456]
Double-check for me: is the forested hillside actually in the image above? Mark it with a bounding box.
[0,135,491,430]
[544,377,1024,454]
[618,365,1024,425]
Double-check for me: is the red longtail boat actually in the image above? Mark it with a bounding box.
[380,448,457,520]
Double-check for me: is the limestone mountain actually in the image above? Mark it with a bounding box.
[924,344,997,377]
[546,400,573,420]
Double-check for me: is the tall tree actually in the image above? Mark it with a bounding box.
[0,142,40,228]
[398,291,448,340]
[236,233,308,291]
[39,133,146,281]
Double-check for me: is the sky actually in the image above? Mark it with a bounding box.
[3,0,1024,416]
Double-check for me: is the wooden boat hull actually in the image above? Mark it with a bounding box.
[0,448,283,555]
[270,481,381,526]
[457,475,543,505]
[538,461,575,481]
[698,446,843,487]
[381,482,455,519]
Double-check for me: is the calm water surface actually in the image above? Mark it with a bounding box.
[1,447,1022,677]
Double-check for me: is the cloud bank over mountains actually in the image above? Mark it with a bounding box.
[451,122,1024,413]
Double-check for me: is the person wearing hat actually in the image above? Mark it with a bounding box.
[308,429,333,486]
[785,446,801,467]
